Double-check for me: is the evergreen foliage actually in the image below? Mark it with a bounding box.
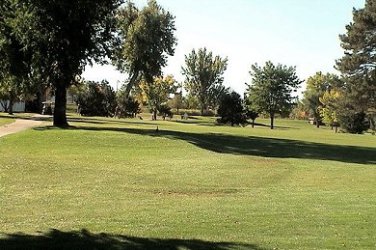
[77,81,116,117]
[337,0,376,133]
[217,91,247,126]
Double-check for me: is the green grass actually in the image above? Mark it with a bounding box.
[0,114,15,126]
[0,112,35,126]
[1,116,375,249]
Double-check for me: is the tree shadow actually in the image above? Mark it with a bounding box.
[54,126,376,165]
[0,229,262,250]
[68,117,160,126]
[173,119,216,126]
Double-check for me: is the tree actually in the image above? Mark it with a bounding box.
[319,89,342,132]
[247,61,302,129]
[77,81,116,117]
[244,95,259,128]
[158,104,173,120]
[114,0,177,97]
[302,72,335,128]
[116,85,141,118]
[336,0,376,133]
[184,94,199,110]
[140,75,177,120]
[168,82,183,113]
[11,0,123,126]
[182,48,228,115]
[217,91,247,126]
[117,97,141,118]
[289,100,308,120]
[209,84,230,111]
[0,1,33,114]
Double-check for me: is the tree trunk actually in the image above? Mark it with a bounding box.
[200,106,204,116]
[8,98,14,115]
[252,119,255,128]
[270,113,274,129]
[124,72,139,99]
[53,84,68,127]
[316,120,320,128]
[152,110,157,121]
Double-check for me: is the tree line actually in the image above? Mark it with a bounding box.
[0,0,375,133]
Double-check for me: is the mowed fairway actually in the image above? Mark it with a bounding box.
[1,116,376,249]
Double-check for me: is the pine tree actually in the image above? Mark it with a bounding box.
[336,0,376,131]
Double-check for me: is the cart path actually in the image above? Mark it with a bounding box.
[0,115,51,138]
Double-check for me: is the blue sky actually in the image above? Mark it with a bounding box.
[83,0,365,95]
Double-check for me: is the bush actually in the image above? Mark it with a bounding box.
[217,91,247,126]
[339,112,369,134]
[116,97,141,118]
[158,104,173,120]
[77,81,116,117]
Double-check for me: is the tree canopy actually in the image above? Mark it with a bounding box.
[302,72,336,128]
[0,1,32,114]
[3,0,123,126]
[182,48,228,115]
[247,61,302,129]
[114,0,177,97]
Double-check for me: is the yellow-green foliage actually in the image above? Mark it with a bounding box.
[319,89,342,125]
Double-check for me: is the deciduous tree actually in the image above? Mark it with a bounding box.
[302,72,336,128]
[12,0,122,126]
[182,48,228,115]
[247,61,302,129]
[0,1,32,114]
[114,0,177,97]
[140,75,177,120]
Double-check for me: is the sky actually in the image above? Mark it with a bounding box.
[82,0,366,95]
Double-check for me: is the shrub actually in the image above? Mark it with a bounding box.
[77,81,116,117]
[116,97,141,118]
[339,112,370,134]
[217,91,247,126]
[158,104,173,120]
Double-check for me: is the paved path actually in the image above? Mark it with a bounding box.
[0,115,50,138]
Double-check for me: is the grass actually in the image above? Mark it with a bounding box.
[0,112,35,126]
[0,114,15,126]
[0,115,375,249]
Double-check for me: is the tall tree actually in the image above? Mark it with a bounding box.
[182,48,228,115]
[114,0,177,98]
[247,61,302,129]
[12,0,123,126]
[336,0,376,132]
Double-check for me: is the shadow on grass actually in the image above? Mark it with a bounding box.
[0,229,261,250]
[173,119,216,126]
[36,125,375,165]
[68,117,160,126]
